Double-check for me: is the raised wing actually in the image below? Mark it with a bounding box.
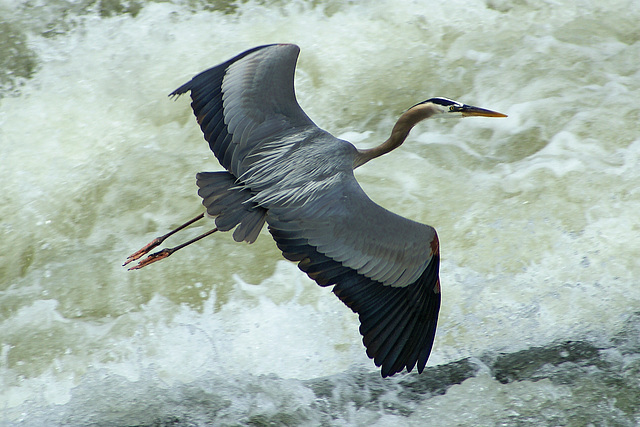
[170,44,315,176]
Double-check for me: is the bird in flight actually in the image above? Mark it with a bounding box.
[124,44,506,377]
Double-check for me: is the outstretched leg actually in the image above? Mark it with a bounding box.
[123,213,205,267]
[127,227,218,270]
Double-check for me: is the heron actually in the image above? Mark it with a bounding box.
[124,44,506,377]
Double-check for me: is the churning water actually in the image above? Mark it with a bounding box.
[1,0,639,425]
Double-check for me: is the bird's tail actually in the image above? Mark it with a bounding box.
[196,171,267,243]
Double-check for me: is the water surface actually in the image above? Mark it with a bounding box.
[1,0,639,424]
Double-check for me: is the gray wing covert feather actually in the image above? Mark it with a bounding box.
[267,175,439,288]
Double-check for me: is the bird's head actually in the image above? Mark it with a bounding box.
[412,97,507,119]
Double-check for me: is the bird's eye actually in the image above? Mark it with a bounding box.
[449,106,455,112]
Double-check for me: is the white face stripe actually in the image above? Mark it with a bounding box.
[410,97,462,111]
[428,97,462,107]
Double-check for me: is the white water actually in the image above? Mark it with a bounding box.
[1,0,639,424]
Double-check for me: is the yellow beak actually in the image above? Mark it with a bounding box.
[459,105,508,118]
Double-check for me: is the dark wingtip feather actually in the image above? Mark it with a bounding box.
[169,82,191,98]
[168,44,280,99]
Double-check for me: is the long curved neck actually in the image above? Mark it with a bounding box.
[353,103,439,169]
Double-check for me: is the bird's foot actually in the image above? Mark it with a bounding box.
[127,248,174,270]
[123,238,163,266]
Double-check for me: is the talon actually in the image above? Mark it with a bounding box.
[123,213,206,267]
[123,238,163,266]
[128,248,173,270]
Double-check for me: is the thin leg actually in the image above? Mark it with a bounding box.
[128,227,219,270]
[123,213,205,266]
